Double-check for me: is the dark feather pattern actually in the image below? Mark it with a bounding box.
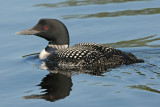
[45,43,144,69]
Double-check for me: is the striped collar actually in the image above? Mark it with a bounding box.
[39,43,69,59]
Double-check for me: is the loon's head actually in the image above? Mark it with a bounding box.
[17,19,69,45]
[16,19,69,59]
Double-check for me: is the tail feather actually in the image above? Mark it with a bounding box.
[127,53,144,63]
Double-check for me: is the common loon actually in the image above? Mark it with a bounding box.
[16,19,143,69]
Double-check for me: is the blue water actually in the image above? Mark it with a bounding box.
[0,0,160,107]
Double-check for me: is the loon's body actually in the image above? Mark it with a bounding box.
[16,19,143,69]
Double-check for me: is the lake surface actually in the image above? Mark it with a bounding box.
[0,0,160,107]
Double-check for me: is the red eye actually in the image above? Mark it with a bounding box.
[44,26,48,30]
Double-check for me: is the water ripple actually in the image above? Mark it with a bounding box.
[34,0,150,8]
[62,7,160,19]
[105,34,160,48]
[128,85,160,94]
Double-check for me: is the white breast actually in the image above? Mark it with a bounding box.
[39,44,69,60]
[39,49,51,60]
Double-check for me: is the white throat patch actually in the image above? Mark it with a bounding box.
[39,49,51,60]
[39,44,68,59]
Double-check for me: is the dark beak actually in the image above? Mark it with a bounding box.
[16,28,40,35]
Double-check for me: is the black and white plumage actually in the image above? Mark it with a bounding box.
[16,19,143,70]
[46,43,143,69]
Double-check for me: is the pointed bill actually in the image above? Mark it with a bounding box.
[16,28,40,35]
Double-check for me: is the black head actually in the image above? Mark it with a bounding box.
[16,19,69,45]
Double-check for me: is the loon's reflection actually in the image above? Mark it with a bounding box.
[23,56,111,102]
[23,73,72,102]
[23,64,110,102]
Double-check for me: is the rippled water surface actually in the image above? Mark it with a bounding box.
[0,0,160,107]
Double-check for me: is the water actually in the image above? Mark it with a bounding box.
[0,0,160,106]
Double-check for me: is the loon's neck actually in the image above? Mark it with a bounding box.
[39,42,69,59]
